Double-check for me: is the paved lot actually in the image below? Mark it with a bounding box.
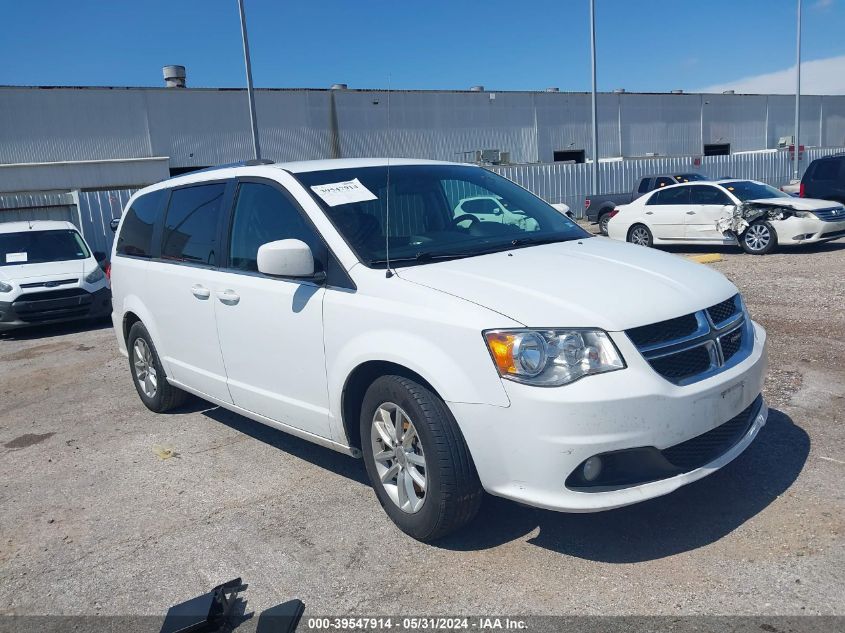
[1,237,844,617]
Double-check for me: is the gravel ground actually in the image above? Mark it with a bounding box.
[1,235,843,619]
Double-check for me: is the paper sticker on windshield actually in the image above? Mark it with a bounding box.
[5,252,27,263]
[310,178,378,207]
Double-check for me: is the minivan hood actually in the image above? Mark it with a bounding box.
[397,237,738,331]
[0,258,93,283]
[747,197,843,211]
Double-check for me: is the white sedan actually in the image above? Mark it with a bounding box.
[607,179,845,254]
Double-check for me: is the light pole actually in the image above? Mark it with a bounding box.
[793,0,802,180]
[237,0,261,161]
[589,0,599,194]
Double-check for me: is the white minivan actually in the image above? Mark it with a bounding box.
[111,159,768,541]
[1,220,111,332]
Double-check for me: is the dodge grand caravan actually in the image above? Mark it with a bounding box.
[111,159,768,541]
[1,220,111,332]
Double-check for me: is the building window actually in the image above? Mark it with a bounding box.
[704,143,730,156]
[553,150,586,163]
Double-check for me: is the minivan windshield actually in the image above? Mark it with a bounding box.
[295,164,589,267]
[0,229,90,267]
[722,180,790,201]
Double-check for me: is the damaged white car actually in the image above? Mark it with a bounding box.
[607,179,845,254]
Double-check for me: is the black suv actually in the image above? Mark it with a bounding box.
[801,154,845,203]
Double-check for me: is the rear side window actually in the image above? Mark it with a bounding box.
[637,178,652,194]
[161,184,226,266]
[648,186,691,205]
[116,190,162,258]
[228,182,321,272]
[654,177,676,188]
[810,160,841,181]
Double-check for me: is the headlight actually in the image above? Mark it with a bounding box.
[0,281,12,293]
[85,267,105,284]
[484,328,625,386]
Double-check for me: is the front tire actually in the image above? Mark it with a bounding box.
[127,322,190,413]
[741,220,777,255]
[628,223,653,247]
[360,375,482,541]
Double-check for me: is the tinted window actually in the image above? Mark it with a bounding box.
[637,178,652,193]
[229,182,321,272]
[116,190,162,258]
[811,160,840,181]
[161,184,226,265]
[1,229,89,267]
[654,177,676,188]
[690,185,732,205]
[648,186,691,205]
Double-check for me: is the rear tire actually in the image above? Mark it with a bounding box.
[360,375,482,542]
[598,212,611,235]
[741,220,777,255]
[627,223,653,247]
[127,322,190,413]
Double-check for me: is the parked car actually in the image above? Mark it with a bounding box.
[0,220,111,332]
[586,173,709,235]
[454,195,539,231]
[111,159,768,541]
[606,179,845,254]
[800,153,845,203]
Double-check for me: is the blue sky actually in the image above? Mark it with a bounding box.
[1,0,844,93]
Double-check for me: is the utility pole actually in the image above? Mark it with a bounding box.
[589,0,599,194]
[237,0,261,161]
[793,0,802,180]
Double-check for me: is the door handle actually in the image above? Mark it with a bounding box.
[190,284,211,300]
[686,211,696,215]
[645,211,654,215]
[216,289,240,305]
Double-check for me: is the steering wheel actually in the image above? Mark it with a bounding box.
[452,214,480,228]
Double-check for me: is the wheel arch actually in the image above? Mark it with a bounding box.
[340,360,444,451]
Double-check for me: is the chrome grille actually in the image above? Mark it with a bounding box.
[812,206,845,222]
[626,294,753,385]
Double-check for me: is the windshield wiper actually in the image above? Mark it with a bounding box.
[369,251,474,266]
[508,235,580,247]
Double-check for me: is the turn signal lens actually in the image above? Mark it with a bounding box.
[484,329,625,387]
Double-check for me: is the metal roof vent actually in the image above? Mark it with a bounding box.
[545,87,560,92]
[330,83,348,90]
[722,89,736,94]
[671,89,684,94]
[613,88,626,94]
[162,65,186,88]
[470,85,485,92]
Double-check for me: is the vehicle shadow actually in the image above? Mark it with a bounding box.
[197,403,370,486]
[0,317,112,341]
[435,408,809,561]
[658,239,845,256]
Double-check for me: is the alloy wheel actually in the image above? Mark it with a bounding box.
[370,402,427,514]
[630,226,650,246]
[744,224,771,251]
[133,338,158,398]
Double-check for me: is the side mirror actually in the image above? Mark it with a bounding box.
[109,218,120,232]
[257,239,322,281]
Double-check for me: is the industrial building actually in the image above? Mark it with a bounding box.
[2,70,845,250]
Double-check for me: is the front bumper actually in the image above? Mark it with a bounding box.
[449,320,768,512]
[774,216,845,244]
[0,287,111,332]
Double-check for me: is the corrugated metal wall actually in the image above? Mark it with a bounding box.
[491,146,845,216]
[3,87,845,166]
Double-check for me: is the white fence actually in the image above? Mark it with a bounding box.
[491,147,845,217]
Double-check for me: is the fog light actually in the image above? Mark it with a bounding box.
[582,456,603,482]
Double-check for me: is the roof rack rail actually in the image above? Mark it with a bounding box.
[171,159,276,178]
